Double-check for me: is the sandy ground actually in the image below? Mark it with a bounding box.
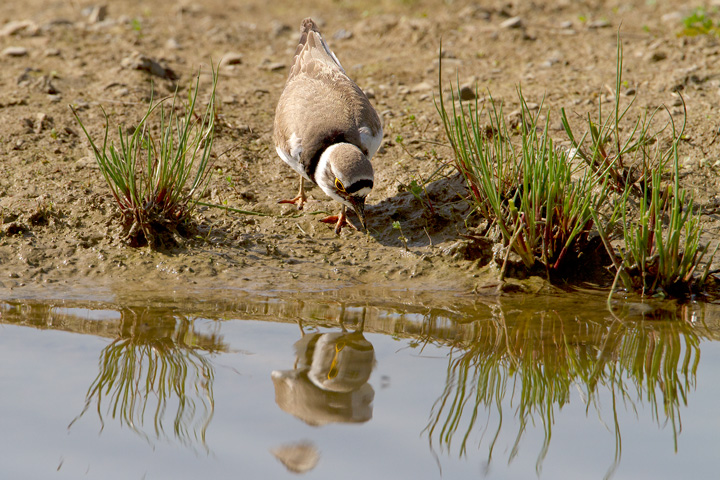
[1,0,719,300]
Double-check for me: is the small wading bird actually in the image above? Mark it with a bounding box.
[273,18,383,234]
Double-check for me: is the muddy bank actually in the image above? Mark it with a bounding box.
[1,0,719,300]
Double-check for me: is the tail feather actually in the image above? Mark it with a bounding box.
[293,17,344,73]
[294,18,318,57]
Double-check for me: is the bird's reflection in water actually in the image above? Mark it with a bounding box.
[271,441,321,474]
[272,314,376,426]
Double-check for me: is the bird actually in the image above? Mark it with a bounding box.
[273,18,383,234]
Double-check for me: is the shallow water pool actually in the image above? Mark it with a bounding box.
[1,290,718,479]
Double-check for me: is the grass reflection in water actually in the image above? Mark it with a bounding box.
[69,307,226,450]
[425,300,706,478]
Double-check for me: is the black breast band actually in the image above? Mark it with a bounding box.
[305,131,347,182]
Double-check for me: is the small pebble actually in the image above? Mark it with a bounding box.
[500,16,523,29]
[458,5,491,20]
[270,20,291,37]
[587,19,610,29]
[121,52,177,80]
[333,28,353,40]
[87,5,108,23]
[410,82,432,93]
[459,85,476,101]
[0,20,36,36]
[648,51,667,62]
[265,62,285,71]
[661,12,683,24]
[165,38,181,49]
[34,113,51,134]
[220,52,243,66]
[2,46,28,57]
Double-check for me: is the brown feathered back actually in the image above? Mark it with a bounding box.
[273,18,381,182]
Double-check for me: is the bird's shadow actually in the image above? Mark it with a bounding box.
[359,173,474,249]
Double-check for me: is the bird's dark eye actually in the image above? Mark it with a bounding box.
[334,178,346,193]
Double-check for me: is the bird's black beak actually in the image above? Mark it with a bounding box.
[349,197,367,231]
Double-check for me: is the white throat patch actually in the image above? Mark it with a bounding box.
[315,145,351,207]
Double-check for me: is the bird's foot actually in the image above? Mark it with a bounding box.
[320,211,358,235]
[278,194,307,210]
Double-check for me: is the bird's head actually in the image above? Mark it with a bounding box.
[316,143,374,230]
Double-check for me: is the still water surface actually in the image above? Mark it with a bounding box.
[1,290,719,479]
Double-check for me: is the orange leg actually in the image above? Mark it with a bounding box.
[320,205,358,234]
[278,177,307,210]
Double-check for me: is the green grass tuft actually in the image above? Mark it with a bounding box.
[680,7,720,37]
[437,37,715,298]
[71,64,219,248]
[436,50,609,275]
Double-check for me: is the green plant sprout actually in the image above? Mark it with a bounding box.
[71,64,219,248]
[393,220,409,251]
[680,7,720,36]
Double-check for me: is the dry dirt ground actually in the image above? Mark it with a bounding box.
[1,0,719,300]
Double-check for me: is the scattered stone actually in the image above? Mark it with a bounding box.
[35,75,59,94]
[2,46,28,57]
[34,113,52,134]
[500,16,523,29]
[264,62,285,71]
[44,18,74,29]
[558,21,573,29]
[20,117,34,133]
[18,70,59,94]
[220,52,243,66]
[410,81,432,93]
[174,4,203,16]
[71,100,90,111]
[541,51,563,68]
[363,87,376,99]
[17,67,38,86]
[0,20,36,36]
[623,88,636,96]
[270,20,291,37]
[458,5,491,21]
[44,48,61,57]
[121,52,178,80]
[333,28,353,40]
[587,19,610,29]
[84,5,108,23]
[648,51,667,62]
[661,12,683,24]
[165,38,181,49]
[459,85,476,101]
